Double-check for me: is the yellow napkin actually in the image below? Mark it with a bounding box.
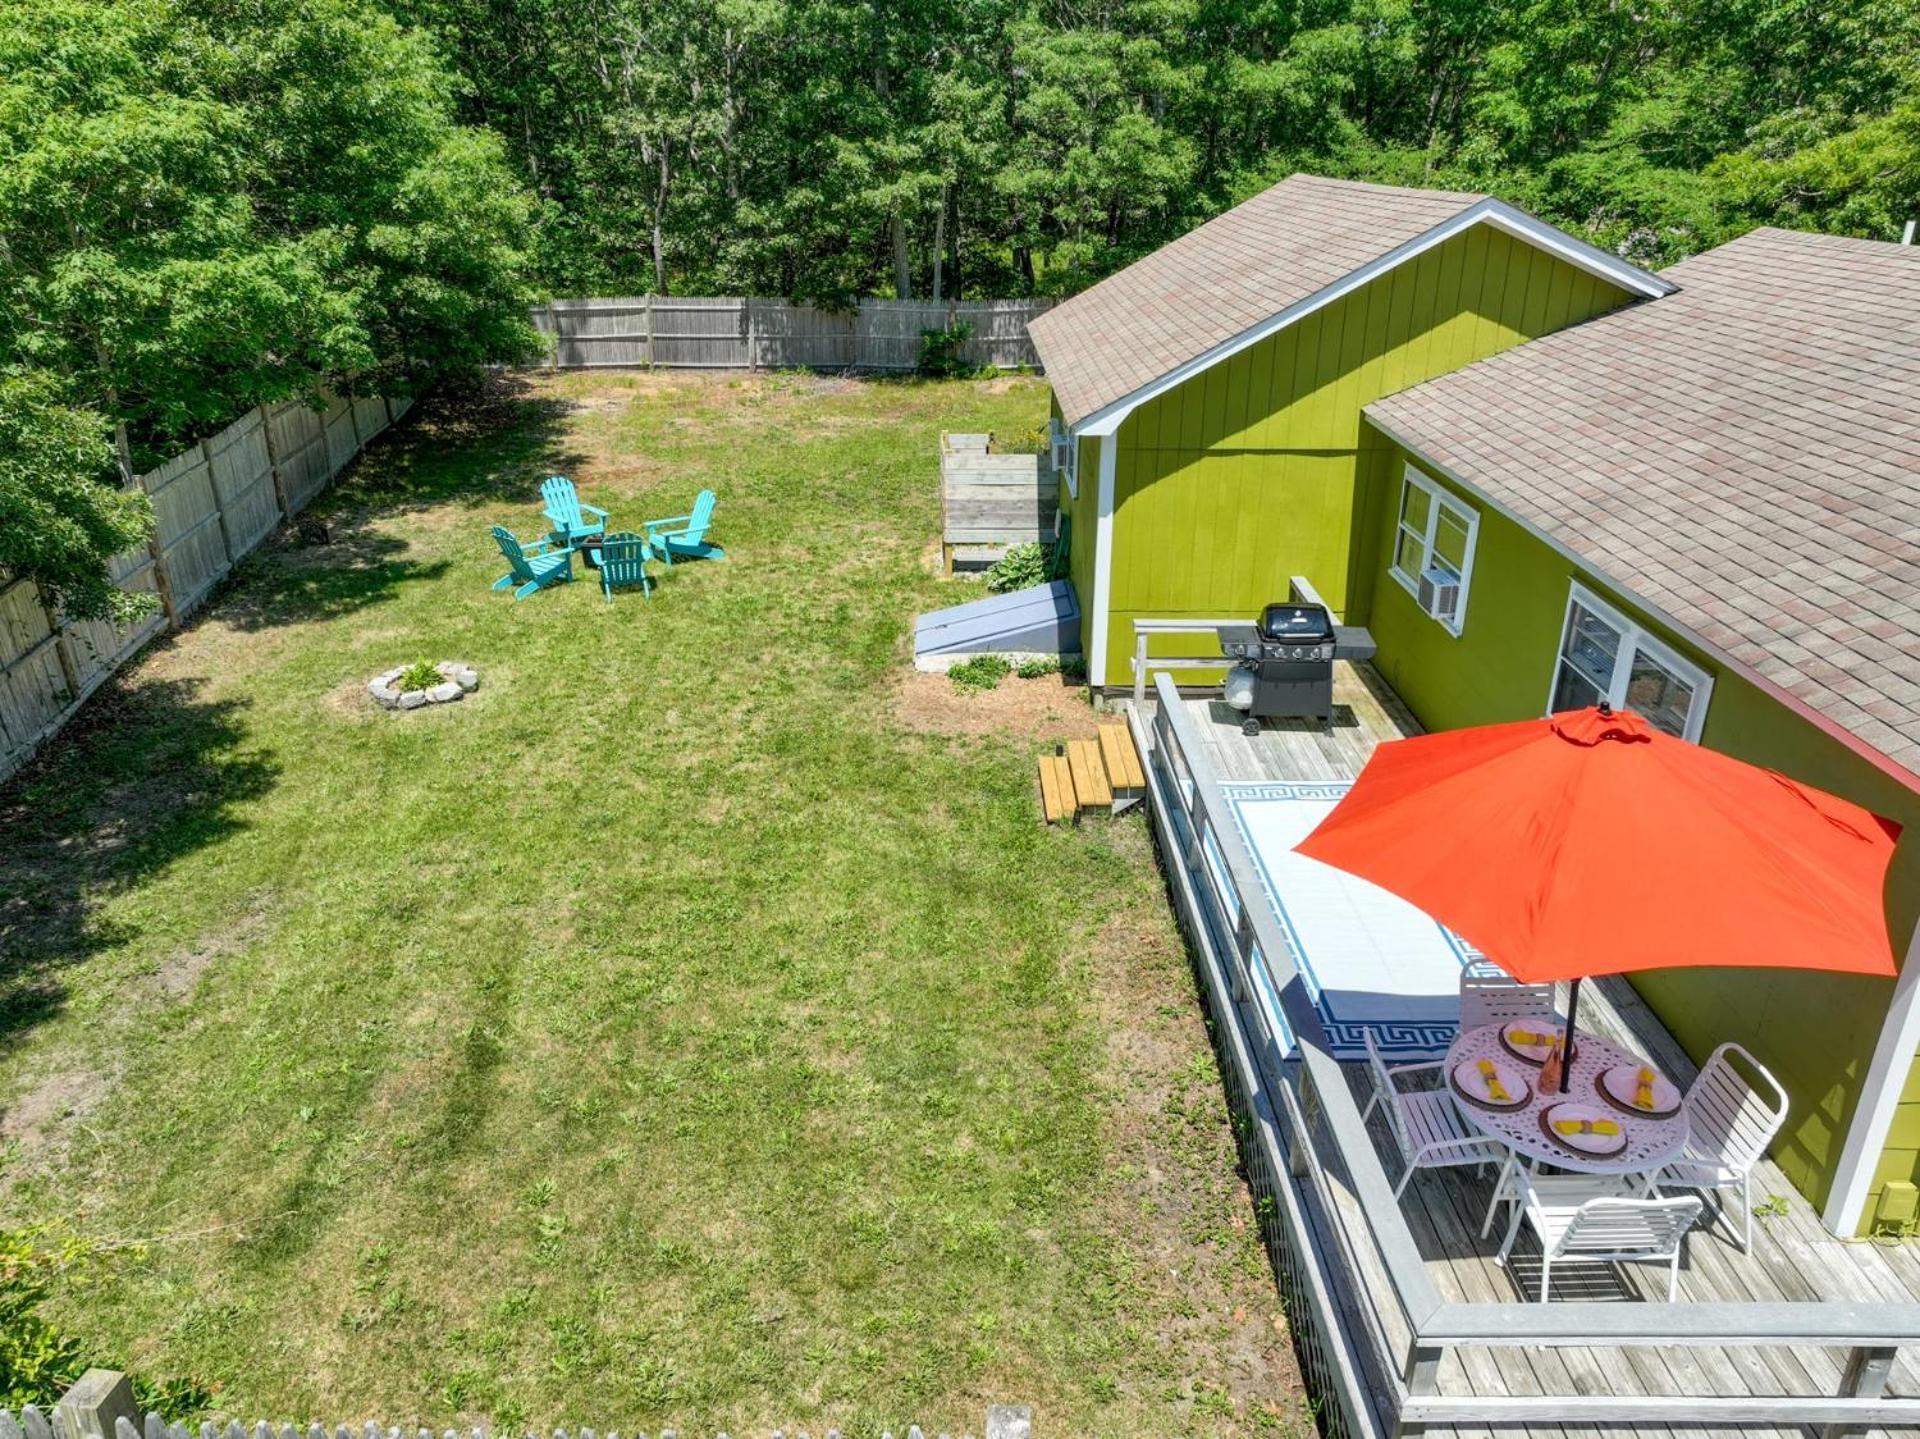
[1633,1066,1657,1111]
[1507,1027,1553,1048]
[1553,1117,1621,1137]
[1476,1058,1509,1102]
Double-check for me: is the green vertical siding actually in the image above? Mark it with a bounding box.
[1067,433,1099,647]
[1097,222,1636,686]
[1363,442,1920,1227]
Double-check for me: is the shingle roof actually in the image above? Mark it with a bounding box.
[1029,175,1486,426]
[1366,226,1920,779]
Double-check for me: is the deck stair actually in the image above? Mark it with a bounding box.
[1039,723,1146,824]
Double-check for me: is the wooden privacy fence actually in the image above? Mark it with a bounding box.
[533,297,1053,372]
[0,391,413,787]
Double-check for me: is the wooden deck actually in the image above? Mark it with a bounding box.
[1129,663,1920,1437]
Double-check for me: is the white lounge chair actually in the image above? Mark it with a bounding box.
[1458,958,1557,1031]
[1361,1028,1508,1200]
[1656,1042,1789,1252]
[1498,1172,1703,1302]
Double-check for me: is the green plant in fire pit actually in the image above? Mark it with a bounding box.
[395,660,443,693]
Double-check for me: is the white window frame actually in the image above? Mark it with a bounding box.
[1050,419,1078,499]
[1387,463,1478,637]
[1547,581,1714,741]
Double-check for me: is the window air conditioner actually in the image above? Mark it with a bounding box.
[1417,565,1460,622]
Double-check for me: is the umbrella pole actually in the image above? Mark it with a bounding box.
[1561,977,1582,1094]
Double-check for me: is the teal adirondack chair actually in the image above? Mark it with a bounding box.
[598,531,653,603]
[541,475,608,548]
[490,525,574,600]
[643,489,725,565]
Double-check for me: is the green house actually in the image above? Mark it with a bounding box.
[1030,177,1920,1235]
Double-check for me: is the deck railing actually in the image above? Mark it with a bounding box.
[1125,668,1920,1437]
[1128,617,1245,705]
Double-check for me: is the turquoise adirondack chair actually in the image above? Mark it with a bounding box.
[643,489,725,565]
[597,531,653,603]
[490,525,574,600]
[541,475,608,548]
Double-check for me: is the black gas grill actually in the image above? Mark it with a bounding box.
[1217,595,1375,734]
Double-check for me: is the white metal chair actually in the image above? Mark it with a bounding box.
[1497,1172,1704,1302]
[1457,959,1557,1031]
[1361,1028,1508,1200]
[1656,1041,1789,1252]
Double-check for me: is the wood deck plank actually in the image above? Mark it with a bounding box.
[1065,738,1110,808]
[1098,722,1146,791]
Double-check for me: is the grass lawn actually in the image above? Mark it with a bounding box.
[0,372,1307,1437]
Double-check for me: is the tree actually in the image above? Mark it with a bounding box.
[0,0,537,619]
[0,373,153,623]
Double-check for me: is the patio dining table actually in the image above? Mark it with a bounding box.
[1445,1022,1690,1178]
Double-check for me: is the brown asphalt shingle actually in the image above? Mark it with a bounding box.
[1028,175,1485,426]
[1366,226,1920,779]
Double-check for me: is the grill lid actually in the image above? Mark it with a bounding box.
[1256,602,1334,644]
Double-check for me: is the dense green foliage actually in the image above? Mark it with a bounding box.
[400,0,1920,301]
[947,651,1015,689]
[0,1227,209,1413]
[0,1228,84,1409]
[6,0,1918,618]
[0,0,536,619]
[984,541,1050,594]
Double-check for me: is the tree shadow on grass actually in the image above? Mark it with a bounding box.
[218,372,585,632]
[0,673,279,1050]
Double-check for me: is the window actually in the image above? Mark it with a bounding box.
[1389,465,1478,635]
[1549,583,1712,740]
[1050,418,1077,499]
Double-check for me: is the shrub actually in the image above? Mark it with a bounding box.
[0,1227,209,1413]
[1015,656,1060,679]
[917,322,976,378]
[996,424,1048,454]
[396,660,443,692]
[985,542,1049,594]
[949,654,1012,692]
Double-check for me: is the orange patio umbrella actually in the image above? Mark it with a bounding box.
[1294,705,1902,1087]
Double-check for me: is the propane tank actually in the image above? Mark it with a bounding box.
[1223,662,1257,713]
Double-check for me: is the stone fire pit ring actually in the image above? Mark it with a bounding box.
[368,661,480,711]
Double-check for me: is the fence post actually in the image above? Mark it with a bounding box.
[53,1371,138,1439]
[45,592,82,705]
[199,436,236,566]
[138,473,179,627]
[1395,1344,1443,1438]
[546,300,559,371]
[744,298,756,370]
[643,295,654,369]
[259,403,292,521]
[1821,1345,1896,1439]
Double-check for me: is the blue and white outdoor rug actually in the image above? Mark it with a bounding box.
[1222,781,1479,1062]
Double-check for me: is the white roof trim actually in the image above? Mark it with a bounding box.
[1366,409,1920,796]
[1072,197,1673,438]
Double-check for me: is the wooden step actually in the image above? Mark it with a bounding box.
[1065,738,1112,809]
[1040,724,1148,825]
[1037,753,1078,824]
[1098,722,1146,797]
